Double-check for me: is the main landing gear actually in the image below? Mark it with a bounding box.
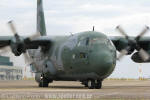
[38,74,49,87]
[82,80,102,89]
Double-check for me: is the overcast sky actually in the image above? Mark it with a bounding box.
[0,0,150,78]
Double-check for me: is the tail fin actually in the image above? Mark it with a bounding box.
[37,0,47,36]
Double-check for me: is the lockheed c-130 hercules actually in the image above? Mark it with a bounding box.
[1,0,150,89]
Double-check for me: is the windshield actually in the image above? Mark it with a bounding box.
[89,38,109,45]
[77,37,90,46]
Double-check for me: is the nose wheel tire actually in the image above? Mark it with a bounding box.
[87,80,102,89]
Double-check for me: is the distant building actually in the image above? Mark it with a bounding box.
[0,56,22,80]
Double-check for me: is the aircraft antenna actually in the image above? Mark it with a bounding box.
[93,26,95,31]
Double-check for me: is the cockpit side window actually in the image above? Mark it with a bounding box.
[86,37,89,46]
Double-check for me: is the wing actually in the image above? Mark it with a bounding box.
[110,36,150,51]
[0,36,52,55]
[137,37,150,51]
[25,36,52,49]
[0,36,12,48]
[110,36,150,63]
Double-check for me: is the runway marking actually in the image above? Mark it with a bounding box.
[97,92,119,96]
[0,80,150,99]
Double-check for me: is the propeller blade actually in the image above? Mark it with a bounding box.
[8,20,17,35]
[136,26,149,41]
[138,48,149,61]
[28,32,41,40]
[0,46,11,54]
[23,52,33,65]
[117,49,128,60]
[116,25,129,39]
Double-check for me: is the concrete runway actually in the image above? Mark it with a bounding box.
[0,80,150,99]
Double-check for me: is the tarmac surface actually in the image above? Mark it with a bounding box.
[0,80,150,99]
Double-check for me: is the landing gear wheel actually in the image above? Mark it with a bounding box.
[39,82,49,87]
[84,83,88,87]
[38,74,49,87]
[81,81,88,87]
[87,80,102,89]
[87,80,95,89]
[95,80,102,89]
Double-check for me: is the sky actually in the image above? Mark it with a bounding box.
[0,0,150,78]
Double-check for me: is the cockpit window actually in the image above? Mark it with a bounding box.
[78,37,111,46]
[89,38,108,45]
[78,37,90,46]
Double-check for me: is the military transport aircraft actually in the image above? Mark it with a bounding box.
[1,0,150,89]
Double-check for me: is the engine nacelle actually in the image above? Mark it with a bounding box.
[114,39,134,55]
[10,37,25,56]
[11,43,24,56]
[131,52,150,63]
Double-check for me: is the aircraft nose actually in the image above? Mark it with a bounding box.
[89,51,115,77]
[101,54,114,67]
[90,51,113,65]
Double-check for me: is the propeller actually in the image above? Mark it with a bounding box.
[116,25,150,61]
[8,21,17,35]
[0,46,11,54]
[8,20,41,41]
[117,49,128,60]
[116,25,129,39]
[23,52,33,65]
[135,26,149,41]
[7,20,47,87]
[6,20,41,65]
[29,31,41,40]
[8,21,21,42]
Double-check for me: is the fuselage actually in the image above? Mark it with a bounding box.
[34,31,116,82]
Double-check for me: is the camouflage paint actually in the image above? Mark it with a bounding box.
[33,0,117,82]
[32,31,116,81]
